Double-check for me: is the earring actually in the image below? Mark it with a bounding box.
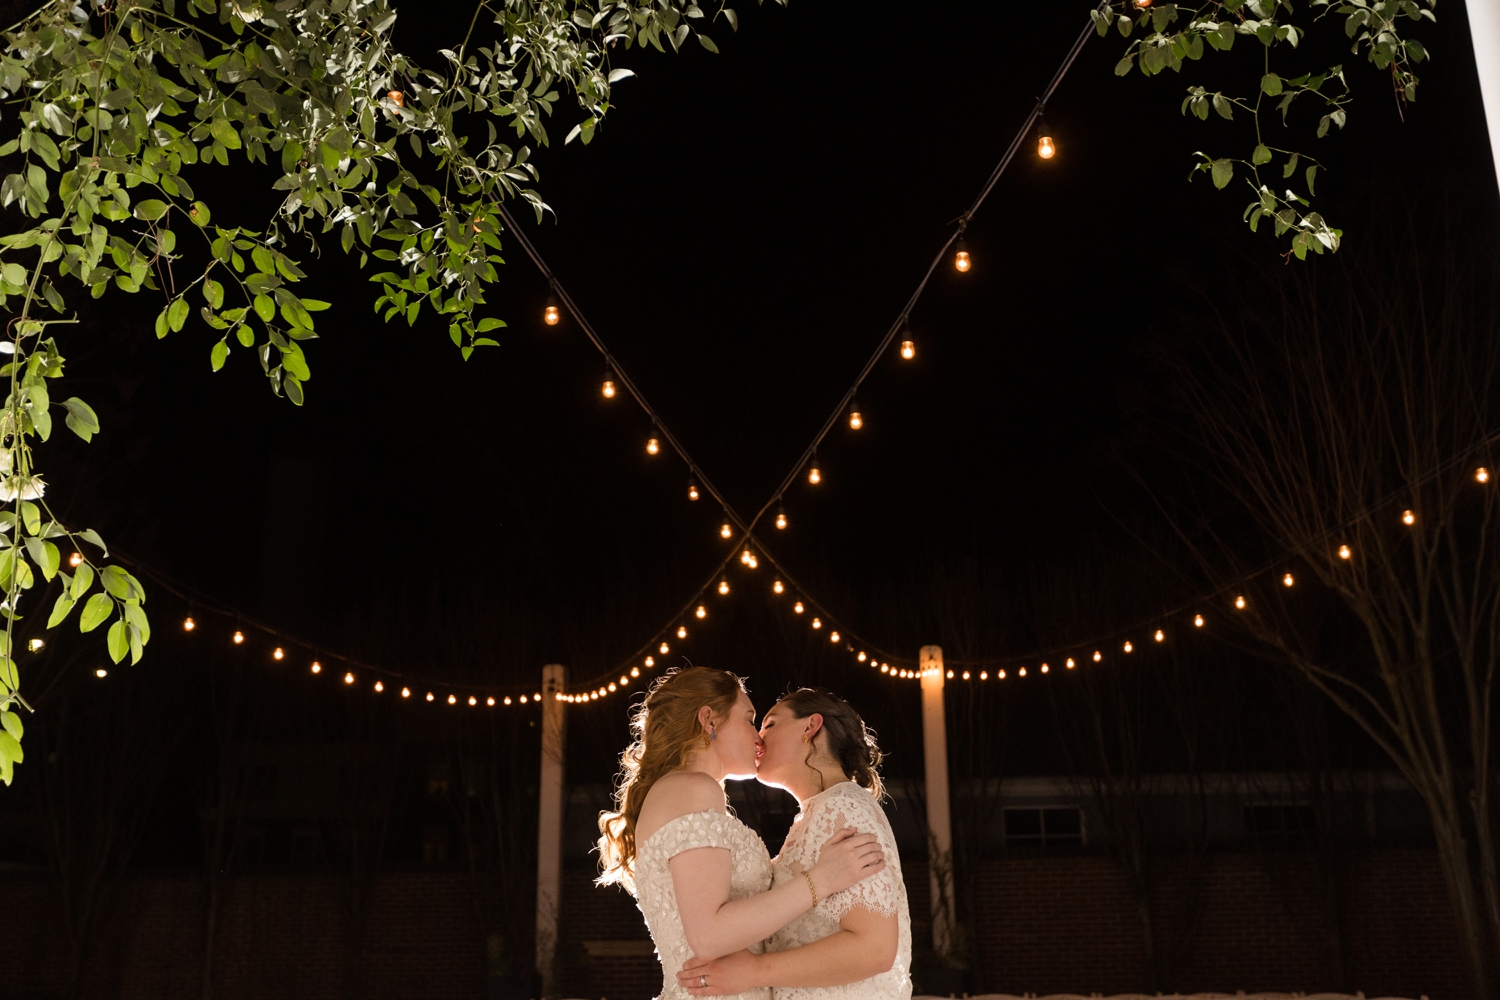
[803,734,809,743]
[710,725,717,742]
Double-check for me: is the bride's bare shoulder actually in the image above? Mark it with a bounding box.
[636,771,726,844]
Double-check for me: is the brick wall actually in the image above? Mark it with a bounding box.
[5,849,1467,1000]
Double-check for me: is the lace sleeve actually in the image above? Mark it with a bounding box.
[807,787,902,921]
[649,809,738,861]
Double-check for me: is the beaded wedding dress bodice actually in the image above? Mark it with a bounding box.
[766,781,912,1000]
[634,809,773,1000]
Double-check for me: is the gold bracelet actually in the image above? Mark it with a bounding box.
[801,870,818,910]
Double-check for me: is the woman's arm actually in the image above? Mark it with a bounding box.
[676,905,899,994]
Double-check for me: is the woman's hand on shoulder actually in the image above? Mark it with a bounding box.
[678,949,762,996]
[635,770,725,843]
[808,826,885,898]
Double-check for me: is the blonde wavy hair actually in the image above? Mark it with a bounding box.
[596,666,745,891]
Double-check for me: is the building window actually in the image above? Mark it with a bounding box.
[1245,803,1316,845]
[1003,807,1083,847]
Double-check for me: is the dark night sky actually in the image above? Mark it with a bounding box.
[35,0,1500,781]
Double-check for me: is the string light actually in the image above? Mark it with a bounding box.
[1123,641,1133,653]
[773,580,785,594]
[1194,614,1204,627]
[947,669,954,678]
[95,668,107,678]
[273,647,284,661]
[688,480,700,501]
[486,695,495,705]
[811,617,823,629]
[1403,509,1416,526]
[69,551,83,567]
[999,670,1007,679]
[830,631,841,643]
[962,670,971,680]
[718,579,730,595]
[776,506,787,530]
[1037,128,1056,159]
[1154,630,1164,643]
[1066,658,1075,669]
[402,687,411,698]
[344,672,355,685]
[311,662,322,674]
[233,631,244,644]
[504,696,513,705]
[448,694,458,705]
[27,638,42,651]
[954,237,971,273]
[427,692,435,702]
[544,295,560,326]
[646,436,660,456]
[659,641,670,654]
[1283,573,1295,587]
[1478,467,1490,483]
[1338,544,1351,560]
[183,617,196,631]
[602,372,617,398]
[721,520,733,539]
[469,695,477,706]
[900,338,916,361]
[620,675,629,685]
[980,671,988,680]
[375,681,385,693]
[1235,595,1246,609]
[677,625,687,639]
[696,604,707,619]
[645,656,655,667]
[608,683,617,692]
[808,456,822,485]
[1093,651,1102,662]
[848,400,863,430]
[882,664,890,673]
[1133,0,1152,8]
[631,666,641,677]
[1019,667,1027,677]
[520,695,529,703]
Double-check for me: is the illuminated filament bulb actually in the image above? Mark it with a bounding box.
[962,671,971,680]
[696,604,707,619]
[718,579,730,595]
[69,551,83,567]
[311,661,322,674]
[401,687,411,698]
[448,694,457,705]
[1283,573,1295,587]
[808,459,822,485]
[1037,133,1056,159]
[645,656,655,667]
[95,668,107,678]
[1133,0,1152,8]
[829,631,841,643]
[608,683,616,692]
[426,692,435,702]
[602,373,617,398]
[1066,658,1075,669]
[848,402,862,430]
[1194,614,1204,627]
[677,625,687,639]
[273,647,284,661]
[776,507,787,530]
[504,696,513,705]
[954,237,971,273]
[646,437,660,456]
[468,696,477,706]
[1123,641,1134,653]
[1403,509,1416,526]
[486,696,495,705]
[741,550,758,569]
[344,672,355,685]
[811,618,823,630]
[794,601,805,614]
[232,631,244,645]
[773,580,785,594]
[631,666,641,677]
[543,296,560,326]
[721,521,733,539]
[620,675,629,685]
[980,671,988,680]
[1478,467,1490,483]
[1338,544,1351,560]
[900,339,916,360]
[688,481,700,501]
[27,638,42,651]
[858,651,867,662]
[1154,630,1164,643]
[1093,650,1102,662]
[520,695,528,703]
[659,642,670,654]
[183,617,196,631]
[375,681,385,693]
[1019,667,1027,676]
[1235,595,1246,609]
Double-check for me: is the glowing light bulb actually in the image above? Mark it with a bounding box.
[620,675,629,685]
[776,507,787,530]
[183,617,196,631]
[504,696,512,705]
[677,625,687,639]
[520,695,529,703]
[849,405,862,430]
[696,604,707,619]
[999,670,1007,679]
[900,339,916,360]
[980,671,988,680]
[486,696,495,706]
[1478,467,1490,483]
[1133,0,1152,8]
[659,642,670,654]
[745,552,758,569]
[602,375,616,399]
[27,638,43,651]
[401,687,411,698]
[773,580,785,594]
[443,694,454,705]
[857,651,867,662]
[387,89,404,107]
[829,631,841,643]
[1338,544,1351,560]
[718,579,730,595]
[794,601,804,614]
[1123,641,1134,653]
[811,617,823,629]
[1019,667,1027,677]
[1194,614,1204,627]
[426,692,435,702]
[543,296,560,326]
[375,681,385,693]
[1283,573,1295,587]
[1037,134,1056,159]
[311,661,322,673]
[882,664,890,673]
[1403,509,1416,525]
[608,683,617,693]
[273,647,284,661]
[808,460,821,485]
[466,695,476,706]
[1154,630,1164,643]
[232,631,244,644]
[69,552,82,567]
[721,521,733,539]
[631,666,641,677]
[95,668,107,678]
[645,656,655,667]
[947,669,954,678]
[962,671,971,680]
[1235,595,1246,609]
[590,692,598,701]
[1066,658,1075,669]
[688,481,700,501]
[954,237,971,273]
[345,672,355,685]
[646,437,660,455]
[1093,650,1102,662]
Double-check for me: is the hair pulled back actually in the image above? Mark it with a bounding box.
[776,687,886,802]
[596,665,745,889]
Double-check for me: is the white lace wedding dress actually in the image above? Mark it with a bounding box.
[765,781,912,1000]
[634,809,774,1000]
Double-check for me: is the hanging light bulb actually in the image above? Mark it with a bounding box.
[776,506,787,530]
[426,692,435,702]
[505,696,513,705]
[793,601,804,614]
[1235,595,1246,609]
[69,551,83,567]
[1194,614,1205,627]
[829,631,841,643]
[608,683,617,692]
[486,695,495,705]
[1123,641,1134,653]
[857,651,867,662]
[1093,650,1102,662]
[27,638,43,651]
[520,694,529,704]
[954,236,971,273]
[900,336,916,360]
[721,519,733,539]
[645,656,655,667]
[345,672,356,685]
[1133,0,1152,8]
[718,579,730,595]
[1283,573,1295,587]
[543,295,560,326]
[448,694,457,705]
[620,675,629,685]
[631,666,641,677]
[1478,467,1490,483]
[375,681,385,693]
[232,631,244,644]
[467,695,477,706]
[273,647,285,661]
[743,550,758,569]
[773,580,785,594]
[882,664,890,673]
[688,480,700,501]
[811,617,823,630]
[677,625,687,639]
[1037,128,1056,159]
[1066,658,1076,669]
[848,399,863,430]
[311,661,322,674]
[696,604,707,619]
[646,436,660,456]
[183,617,196,631]
[659,641,670,654]
[1154,630,1165,642]
[1338,544,1352,560]
[96,668,107,678]
[962,670,971,680]
[808,456,822,485]
[1403,509,1416,525]
[1019,667,1027,677]
[947,669,954,678]
[402,687,411,698]
[980,671,988,680]
[602,372,617,398]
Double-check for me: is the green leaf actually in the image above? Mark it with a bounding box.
[697,34,719,53]
[124,601,150,645]
[79,592,112,632]
[1260,73,1284,96]
[100,565,133,600]
[47,591,75,627]
[1252,144,1272,166]
[204,278,224,309]
[210,118,242,150]
[0,709,21,740]
[168,297,190,332]
[0,731,22,765]
[253,294,275,322]
[1212,93,1233,120]
[1211,158,1234,189]
[77,528,108,557]
[476,318,506,333]
[189,202,211,227]
[1305,164,1318,195]
[106,619,128,663]
[134,199,169,222]
[211,339,229,371]
[19,501,40,537]
[62,397,100,442]
[70,561,94,600]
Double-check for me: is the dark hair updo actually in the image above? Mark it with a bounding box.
[776,687,885,801]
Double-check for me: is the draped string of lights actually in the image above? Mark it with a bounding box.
[496,7,1110,705]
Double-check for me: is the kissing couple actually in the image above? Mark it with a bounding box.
[596,666,912,1000]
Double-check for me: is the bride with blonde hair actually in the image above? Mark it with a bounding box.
[598,667,888,1000]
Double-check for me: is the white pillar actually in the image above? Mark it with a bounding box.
[1467,0,1500,196]
[919,645,955,960]
[536,664,567,997]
